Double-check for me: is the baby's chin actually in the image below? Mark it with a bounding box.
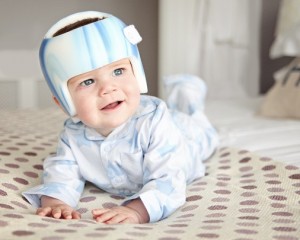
[93,120,128,136]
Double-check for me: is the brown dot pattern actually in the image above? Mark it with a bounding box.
[0,109,299,240]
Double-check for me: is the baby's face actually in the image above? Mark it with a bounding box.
[67,58,140,136]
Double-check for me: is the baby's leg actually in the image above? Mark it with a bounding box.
[164,74,219,160]
[164,74,207,115]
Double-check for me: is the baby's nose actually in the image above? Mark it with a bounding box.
[99,84,117,96]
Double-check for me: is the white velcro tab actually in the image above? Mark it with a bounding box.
[124,25,142,44]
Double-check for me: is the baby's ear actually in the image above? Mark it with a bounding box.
[52,96,70,116]
[52,96,61,107]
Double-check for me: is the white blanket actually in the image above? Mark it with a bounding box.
[206,97,300,166]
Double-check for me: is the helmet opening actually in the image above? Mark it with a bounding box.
[53,17,105,37]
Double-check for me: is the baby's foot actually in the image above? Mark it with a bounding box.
[164,74,207,114]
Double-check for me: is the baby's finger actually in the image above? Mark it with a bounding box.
[51,207,63,219]
[92,208,110,216]
[94,210,118,223]
[36,207,51,216]
[61,209,73,219]
[105,214,128,224]
[120,217,135,224]
[92,208,112,221]
[72,211,81,219]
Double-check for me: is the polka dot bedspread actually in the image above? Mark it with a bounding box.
[0,109,299,240]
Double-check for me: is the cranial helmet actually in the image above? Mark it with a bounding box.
[40,11,147,116]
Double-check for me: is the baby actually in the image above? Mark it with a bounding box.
[23,11,219,224]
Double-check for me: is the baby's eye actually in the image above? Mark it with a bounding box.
[79,79,94,86]
[113,68,124,76]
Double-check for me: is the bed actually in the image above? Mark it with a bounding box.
[1,96,299,240]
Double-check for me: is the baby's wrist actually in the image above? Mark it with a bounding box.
[125,198,149,223]
[125,205,144,223]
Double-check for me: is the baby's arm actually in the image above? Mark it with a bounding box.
[92,198,149,224]
[36,195,81,219]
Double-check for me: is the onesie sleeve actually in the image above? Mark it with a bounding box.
[126,102,196,222]
[22,127,85,208]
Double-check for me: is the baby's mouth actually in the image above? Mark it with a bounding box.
[101,101,124,110]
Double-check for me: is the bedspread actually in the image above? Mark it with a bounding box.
[0,109,299,240]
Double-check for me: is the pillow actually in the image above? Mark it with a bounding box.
[259,57,300,119]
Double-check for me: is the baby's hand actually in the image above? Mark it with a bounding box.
[92,206,141,224]
[37,195,81,220]
[36,204,81,220]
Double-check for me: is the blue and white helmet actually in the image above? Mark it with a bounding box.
[40,11,147,116]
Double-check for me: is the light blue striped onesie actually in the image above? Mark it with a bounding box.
[23,74,219,222]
